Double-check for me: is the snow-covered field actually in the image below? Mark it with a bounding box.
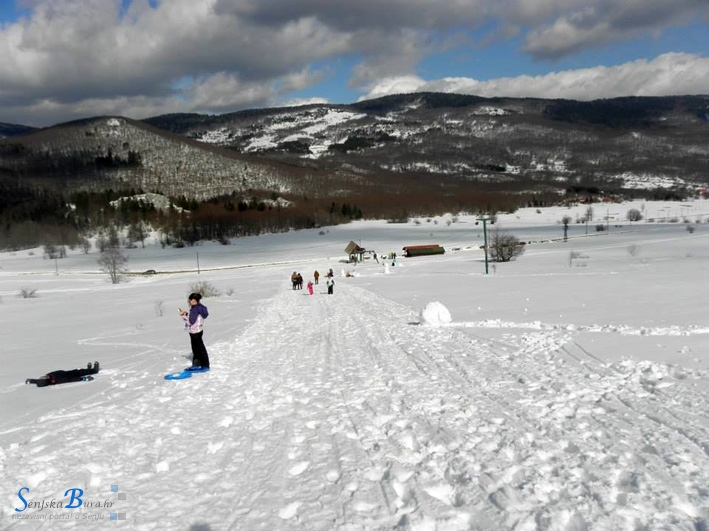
[1,200,708,530]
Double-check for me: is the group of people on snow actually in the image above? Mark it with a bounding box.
[290,271,304,290]
[291,268,335,295]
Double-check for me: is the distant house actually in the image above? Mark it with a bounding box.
[345,241,365,262]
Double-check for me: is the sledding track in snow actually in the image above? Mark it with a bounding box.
[2,281,709,530]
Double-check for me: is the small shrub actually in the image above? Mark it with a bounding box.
[686,225,696,234]
[627,209,643,222]
[19,287,38,299]
[98,247,128,284]
[489,229,525,262]
[569,251,581,267]
[154,300,164,317]
[189,281,220,298]
[627,244,640,257]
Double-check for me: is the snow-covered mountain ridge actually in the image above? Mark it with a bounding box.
[146,93,709,193]
[2,93,708,202]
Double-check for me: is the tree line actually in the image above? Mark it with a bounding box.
[0,179,694,252]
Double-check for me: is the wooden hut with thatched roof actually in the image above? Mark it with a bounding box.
[345,241,365,263]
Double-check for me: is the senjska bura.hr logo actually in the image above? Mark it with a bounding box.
[12,484,127,522]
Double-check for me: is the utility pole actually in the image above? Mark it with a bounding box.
[477,216,491,274]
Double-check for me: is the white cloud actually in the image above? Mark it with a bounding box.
[0,0,707,125]
[280,97,330,108]
[358,75,427,101]
[519,0,709,59]
[361,53,709,102]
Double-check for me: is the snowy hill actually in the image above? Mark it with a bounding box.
[1,201,709,529]
[145,93,709,194]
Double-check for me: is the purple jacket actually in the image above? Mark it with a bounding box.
[183,303,209,333]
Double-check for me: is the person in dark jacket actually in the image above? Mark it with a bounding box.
[26,362,100,387]
[179,292,210,369]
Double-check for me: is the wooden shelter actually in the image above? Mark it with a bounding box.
[345,241,366,262]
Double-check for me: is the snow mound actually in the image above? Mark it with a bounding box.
[419,301,452,326]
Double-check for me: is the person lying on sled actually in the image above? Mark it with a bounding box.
[26,362,100,387]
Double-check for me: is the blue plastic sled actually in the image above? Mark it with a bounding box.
[164,366,210,380]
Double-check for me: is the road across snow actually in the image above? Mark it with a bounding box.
[3,280,708,530]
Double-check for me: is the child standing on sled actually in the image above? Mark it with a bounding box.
[179,292,210,369]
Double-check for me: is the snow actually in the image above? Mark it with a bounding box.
[419,301,452,327]
[1,200,709,529]
[109,192,180,212]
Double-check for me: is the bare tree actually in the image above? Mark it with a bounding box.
[627,208,643,223]
[98,247,128,284]
[561,215,572,241]
[489,228,525,262]
[585,205,594,222]
[80,236,92,254]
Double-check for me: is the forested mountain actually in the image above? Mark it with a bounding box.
[143,93,709,196]
[1,93,708,249]
[4,93,709,202]
[0,122,36,138]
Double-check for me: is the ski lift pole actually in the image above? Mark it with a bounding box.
[477,216,490,274]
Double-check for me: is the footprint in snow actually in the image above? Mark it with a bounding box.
[424,484,458,506]
[207,441,224,454]
[278,501,302,519]
[364,466,388,482]
[353,501,379,512]
[288,461,310,476]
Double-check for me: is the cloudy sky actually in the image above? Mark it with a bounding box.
[1,0,708,127]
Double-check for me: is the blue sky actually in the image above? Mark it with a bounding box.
[0,0,708,127]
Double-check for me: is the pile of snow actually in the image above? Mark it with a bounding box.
[419,301,452,326]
